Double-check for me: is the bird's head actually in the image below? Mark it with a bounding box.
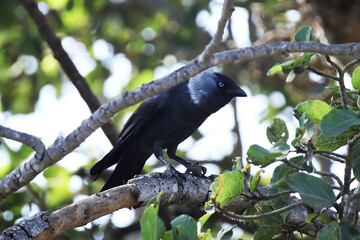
[187,71,247,113]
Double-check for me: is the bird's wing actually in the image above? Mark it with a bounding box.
[90,94,166,179]
[118,93,166,143]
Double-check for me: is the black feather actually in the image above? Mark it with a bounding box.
[90,71,247,191]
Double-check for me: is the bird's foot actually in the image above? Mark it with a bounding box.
[185,162,207,176]
[165,164,186,182]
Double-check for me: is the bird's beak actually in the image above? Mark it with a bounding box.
[229,87,247,97]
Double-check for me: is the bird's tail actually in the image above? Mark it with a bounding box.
[90,149,119,180]
[91,145,151,191]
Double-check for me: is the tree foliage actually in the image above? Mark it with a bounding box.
[1,0,360,239]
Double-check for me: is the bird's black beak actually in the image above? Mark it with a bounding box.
[229,87,247,97]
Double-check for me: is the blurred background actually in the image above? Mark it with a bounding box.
[1,0,360,239]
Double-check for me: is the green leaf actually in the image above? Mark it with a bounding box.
[210,171,244,207]
[320,109,360,136]
[271,156,303,184]
[199,213,213,228]
[316,221,360,240]
[216,225,235,240]
[352,139,360,181]
[268,185,289,208]
[301,118,315,143]
[296,100,332,124]
[232,157,242,172]
[171,215,197,240]
[302,52,313,63]
[247,142,290,167]
[294,65,307,74]
[351,66,360,90]
[267,63,282,76]
[326,86,358,102]
[163,230,174,240]
[146,193,161,207]
[250,170,263,192]
[286,173,335,208]
[281,59,302,74]
[319,213,335,224]
[266,118,289,144]
[269,157,303,207]
[295,25,312,42]
[253,205,283,240]
[292,113,307,146]
[306,213,318,223]
[247,144,280,166]
[140,194,166,240]
[267,59,302,76]
[315,131,356,151]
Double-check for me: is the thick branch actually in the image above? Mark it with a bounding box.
[0,173,328,239]
[18,0,119,145]
[1,41,360,202]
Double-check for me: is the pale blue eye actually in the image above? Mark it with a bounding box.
[218,81,224,87]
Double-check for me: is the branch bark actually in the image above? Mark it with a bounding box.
[0,125,45,158]
[1,41,360,202]
[0,173,328,239]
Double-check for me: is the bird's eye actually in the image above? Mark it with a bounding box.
[218,81,224,88]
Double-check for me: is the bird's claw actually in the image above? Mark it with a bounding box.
[185,162,207,176]
[165,165,186,182]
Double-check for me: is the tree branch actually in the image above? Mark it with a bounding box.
[343,132,360,198]
[1,41,360,202]
[282,159,344,189]
[307,65,340,81]
[242,189,295,201]
[18,0,120,145]
[215,200,304,221]
[0,173,330,239]
[325,55,348,109]
[297,148,346,163]
[343,58,360,73]
[197,0,234,65]
[0,124,45,158]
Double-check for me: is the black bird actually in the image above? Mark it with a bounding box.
[90,71,247,191]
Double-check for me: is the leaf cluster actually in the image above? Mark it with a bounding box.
[139,25,360,240]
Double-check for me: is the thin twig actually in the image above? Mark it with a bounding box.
[307,66,340,81]
[296,148,346,163]
[326,55,348,109]
[314,153,346,164]
[282,159,344,189]
[0,124,45,158]
[313,150,346,162]
[343,58,360,73]
[242,190,295,201]
[344,132,360,196]
[216,201,303,221]
[198,0,234,65]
